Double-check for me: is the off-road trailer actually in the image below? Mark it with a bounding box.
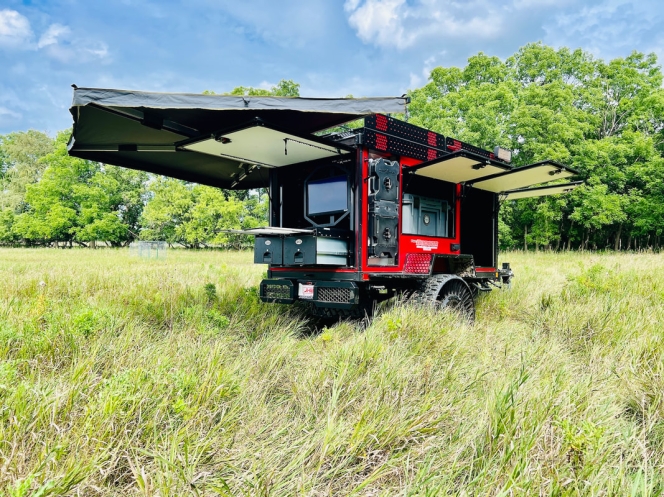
[68,87,582,319]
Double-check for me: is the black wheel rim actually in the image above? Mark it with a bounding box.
[436,281,475,320]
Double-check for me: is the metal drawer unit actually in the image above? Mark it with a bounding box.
[283,235,348,266]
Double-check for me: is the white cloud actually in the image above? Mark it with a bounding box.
[344,0,362,12]
[0,106,21,118]
[409,72,423,88]
[257,80,276,90]
[544,0,664,60]
[37,23,109,63]
[344,0,415,49]
[344,0,504,50]
[0,9,33,49]
[0,11,109,62]
[0,106,22,127]
[38,23,71,49]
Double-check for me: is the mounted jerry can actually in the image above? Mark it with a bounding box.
[67,87,582,320]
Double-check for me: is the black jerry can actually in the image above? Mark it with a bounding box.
[254,237,283,265]
[369,158,399,202]
[368,199,399,258]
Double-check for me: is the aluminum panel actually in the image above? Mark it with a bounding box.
[502,181,583,200]
[225,227,314,236]
[413,156,509,183]
[471,162,576,192]
[182,126,345,167]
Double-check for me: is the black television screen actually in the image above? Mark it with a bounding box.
[307,175,348,216]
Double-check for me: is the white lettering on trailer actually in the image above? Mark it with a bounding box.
[411,239,439,251]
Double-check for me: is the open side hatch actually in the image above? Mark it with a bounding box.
[467,160,578,193]
[405,150,512,184]
[178,120,351,168]
[500,181,583,200]
[224,227,315,236]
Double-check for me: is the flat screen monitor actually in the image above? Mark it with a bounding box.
[307,175,348,216]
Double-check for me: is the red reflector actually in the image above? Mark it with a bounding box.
[404,253,433,274]
[447,139,462,152]
[375,133,388,151]
[376,114,388,131]
[427,131,437,147]
[427,148,437,161]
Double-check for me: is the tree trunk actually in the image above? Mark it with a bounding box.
[627,233,632,251]
[524,226,528,251]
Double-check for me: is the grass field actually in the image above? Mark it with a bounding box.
[1,248,663,496]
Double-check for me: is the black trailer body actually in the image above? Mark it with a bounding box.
[68,87,582,319]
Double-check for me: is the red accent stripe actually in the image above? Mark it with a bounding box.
[376,114,388,131]
[475,267,497,273]
[375,133,388,151]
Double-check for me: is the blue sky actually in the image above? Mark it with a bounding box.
[1,0,663,135]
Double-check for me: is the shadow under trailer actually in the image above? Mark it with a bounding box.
[67,87,582,320]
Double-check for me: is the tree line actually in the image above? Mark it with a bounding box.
[408,43,664,251]
[0,130,268,248]
[2,44,664,251]
[0,81,301,248]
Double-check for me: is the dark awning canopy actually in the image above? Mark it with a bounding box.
[68,86,407,189]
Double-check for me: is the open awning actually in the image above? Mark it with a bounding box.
[501,181,583,200]
[468,161,578,193]
[68,86,407,189]
[405,150,512,183]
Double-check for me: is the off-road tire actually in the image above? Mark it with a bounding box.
[412,274,475,321]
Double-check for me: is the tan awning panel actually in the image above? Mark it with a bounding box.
[470,161,577,192]
[181,125,347,167]
[224,227,315,236]
[502,181,583,200]
[408,151,511,183]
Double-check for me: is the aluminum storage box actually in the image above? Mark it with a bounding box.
[402,194,448,237]
[283,235,348,266]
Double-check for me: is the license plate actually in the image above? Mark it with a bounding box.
[298,283,314,300]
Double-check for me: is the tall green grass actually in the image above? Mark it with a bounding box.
[0,249,663,495]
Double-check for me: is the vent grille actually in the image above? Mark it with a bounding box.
[317,287,353,303]
[263,284,291,300]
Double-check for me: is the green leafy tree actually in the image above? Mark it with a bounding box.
[203,79,300,97]
[409,43,664,250]
[0,130,54,210]
[139,178,195,245]
[12,132,147,246]
[140,180,267,248]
